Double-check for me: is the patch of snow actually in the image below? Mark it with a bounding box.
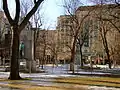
[74,71,111,75]
[89,86,120,90]
[0,72,9,78]
[20,73,77,78]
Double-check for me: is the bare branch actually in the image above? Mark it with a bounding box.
[101,18,120,33]
[34,0,37,4]
[115,0,120,5]
[3,0,14,25]
[14,0,20,24]
[19,0,44,31]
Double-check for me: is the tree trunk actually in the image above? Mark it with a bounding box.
[104,35,111,69]
[70,62,74,73]
[106,48,111,69]
[9,28,21,80]
[80,46,83,67]
[70,37,76,73]
[100,25,111,69]
[34,30,36,61]
[41,57,44,69]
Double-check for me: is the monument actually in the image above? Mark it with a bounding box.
[20,29,36,73]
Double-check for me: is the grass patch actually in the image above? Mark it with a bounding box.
[0,83,87,90]
[0,77,120,90]
[54,77,120,88]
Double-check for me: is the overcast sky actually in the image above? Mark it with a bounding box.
[0,0,92,29]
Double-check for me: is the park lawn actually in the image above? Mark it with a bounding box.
[0,82,71,90]
[54,77,120,88]
[0,77,120,90]
[0,79,87,90]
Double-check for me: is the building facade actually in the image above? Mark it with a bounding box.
[76,4,120,64]
[56,15,73,63]
[56,4,120,65]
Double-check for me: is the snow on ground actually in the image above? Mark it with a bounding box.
[88,86,120,90]
[0,72,9,78]
[0,64,120,90]
[0,64,118,78]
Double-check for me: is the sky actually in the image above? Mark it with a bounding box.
[0,0,64,29]
[40,0,64,29]
[0,0,92,29]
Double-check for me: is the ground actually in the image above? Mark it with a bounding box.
[0,64,120,90]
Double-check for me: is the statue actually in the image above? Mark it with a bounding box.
[19,42,24,59]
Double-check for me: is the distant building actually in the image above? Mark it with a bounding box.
[35,29,57,64]
[0,11,11,65]
[56,15,73,63]
[56,4,120,65]
[75,4,120,64]
[0,11,10,48]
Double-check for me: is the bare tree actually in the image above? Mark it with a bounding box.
[108,30,120,67]
[41,30,47,69]
[35,29,47,69]
[63,0,91,72]
[89,0,120,68]
[2,0,44,80]
[77,21,93,67]
[99,21,112,68]
[47,30,58,67]
[89,0,120,32]
[33,10,43,61]
[88,0,120,68]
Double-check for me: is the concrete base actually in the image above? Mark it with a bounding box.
[26,60,36,73]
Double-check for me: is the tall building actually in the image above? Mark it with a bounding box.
[75,4,120,64]
[56,15,73,62]
[56,4,120,64]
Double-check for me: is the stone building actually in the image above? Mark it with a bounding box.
[56,15,73,63]
[0,11,10,47]
[0,11,11,65]
[75,4,120,64]
[56,4,120,65]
